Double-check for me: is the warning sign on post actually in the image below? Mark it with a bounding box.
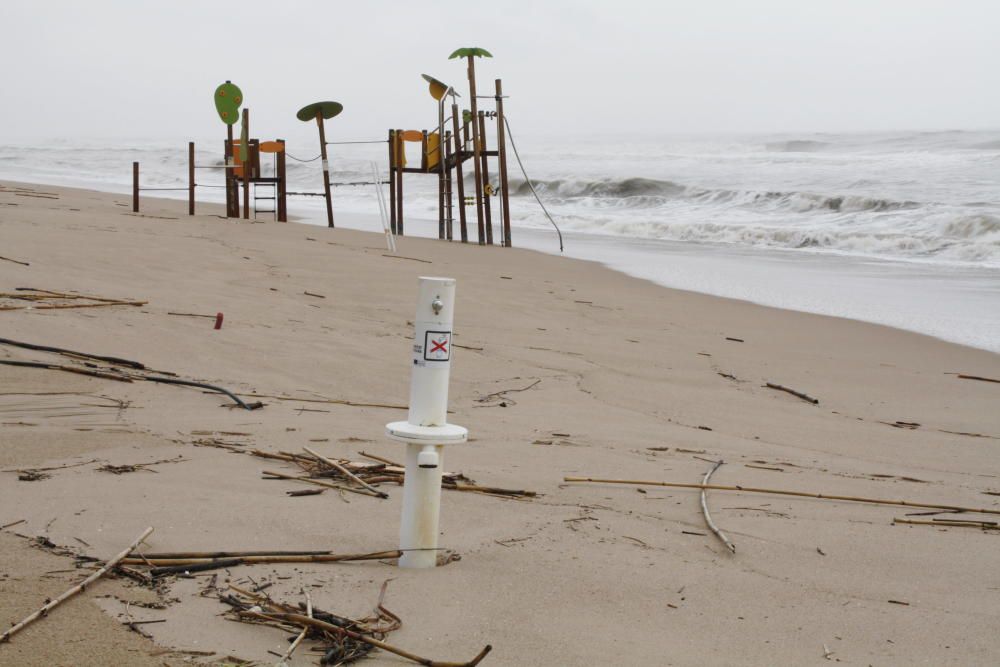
[423,331,451,362]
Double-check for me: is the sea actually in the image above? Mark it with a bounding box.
[1,130,998,352]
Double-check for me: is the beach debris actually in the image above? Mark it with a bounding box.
[0,337,259,409]
[745,463,784,472]
[0,519,26,530]
[303,291,326,298]
[564,476,1000,516]
[893,517,998,530]
[381,254,433,264]
[220,581,491,666]
[957,374,1000,384]
[167,311,216,319]
[233,392,407,410]
[725,337,744,343]
[123,550,402,577]
[0,527,153,643]
[304,446,389,498]
[256,449,536,500]
[764,382,819,405]
[214,312,224,329]
[287,488,324,497]
[700,461,736,554]
[0,255,30,266]
[887,599,910,606]
[880,420,921,429]
[475,378,541,406]
[0,288,144,311]
[17,470,52,481]
[96,455,187,475]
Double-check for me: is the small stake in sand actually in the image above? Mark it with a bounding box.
[0,527,153,643]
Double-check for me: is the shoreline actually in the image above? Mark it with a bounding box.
[3,172,996,354]
[2,181,999,665]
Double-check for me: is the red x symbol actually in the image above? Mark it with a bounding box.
[431,339,448,354]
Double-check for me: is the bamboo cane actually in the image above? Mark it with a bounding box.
[0,527,153,643]
[700,461,735,553]
[261,470,379,497]
[303,446,388,498]
[121,550,400,567]
[564,477,1000,515]
[128,549,335,560]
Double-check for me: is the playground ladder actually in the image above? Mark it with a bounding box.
[253,182,277,221]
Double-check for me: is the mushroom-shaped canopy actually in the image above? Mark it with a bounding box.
[296,101,344,122]
[421,74,460,101]
[448,47,493,59]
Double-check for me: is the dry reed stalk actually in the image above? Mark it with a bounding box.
[303,446,388,498]
[564,477,1000,515]
[0,527,153,643]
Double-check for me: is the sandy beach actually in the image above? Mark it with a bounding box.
[2,181,999,665]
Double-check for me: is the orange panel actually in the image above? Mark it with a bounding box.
[400,130,423,142]
[259,141,284,153]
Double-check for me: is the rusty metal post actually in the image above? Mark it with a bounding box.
[444,130,454,241]
[495,79,512,247]
[395,128,404,236]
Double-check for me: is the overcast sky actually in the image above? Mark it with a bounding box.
[2,0,998,144]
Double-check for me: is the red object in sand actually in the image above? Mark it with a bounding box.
[214,312,224,330]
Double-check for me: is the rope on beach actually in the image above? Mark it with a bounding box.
[285,152,323,163]
[502,116,564,252]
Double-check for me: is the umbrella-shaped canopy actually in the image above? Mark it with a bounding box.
[296,101,344,122]
[421,74,460,101]
[448,47,493,59]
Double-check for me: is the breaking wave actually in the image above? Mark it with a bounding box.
[510,177,919,214]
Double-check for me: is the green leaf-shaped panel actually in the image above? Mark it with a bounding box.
[214,82,243,126]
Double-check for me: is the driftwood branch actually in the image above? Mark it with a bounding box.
[700,461,736,554]
[0,527,153,643]
[764,382,819,404]
[261,470,378,497]
[563,477,1000,516]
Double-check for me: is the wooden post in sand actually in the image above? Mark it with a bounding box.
[276,139,287,222]
[451,104,468,243]
[132,161,139,212]
[465,55,486,245]
[225,124,238,218]
[395,128,404,236]
[188,141,195,215]
[477,111,493,245]
[495,78,512,248]
[242,108,250,220]
[316,111,335,228]
[388,129,397,235]
[444,130,454,241]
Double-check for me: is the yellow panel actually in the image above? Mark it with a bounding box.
[425,132,441,170]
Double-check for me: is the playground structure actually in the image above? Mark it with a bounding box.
[130,47,546,249]
[388,49,512,246]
